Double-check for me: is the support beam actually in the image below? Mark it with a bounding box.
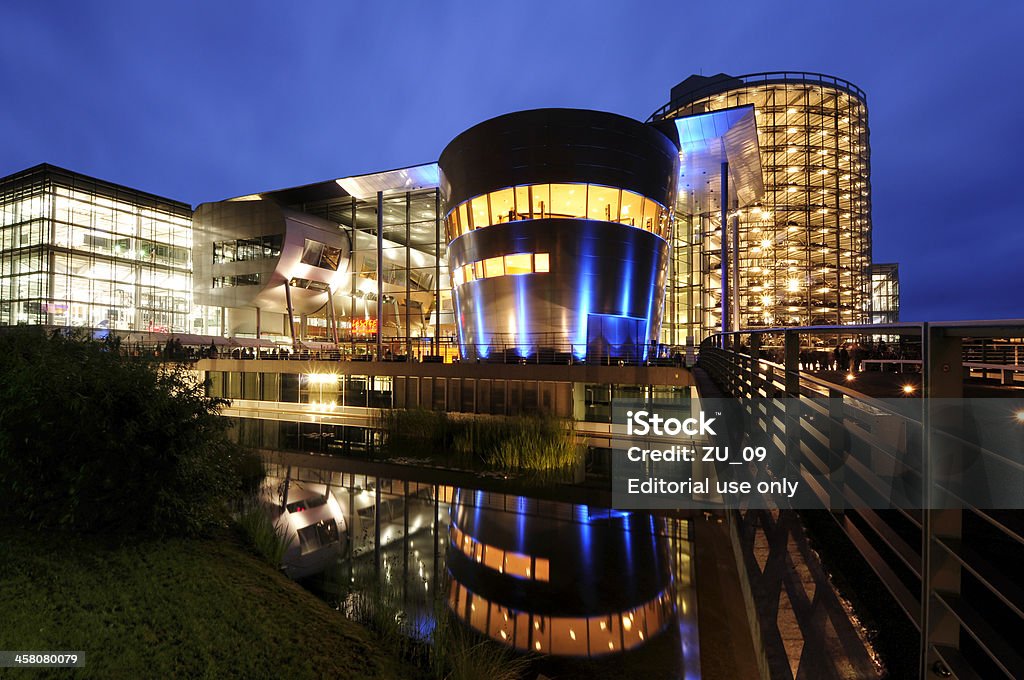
[376,191,384,361]
[283,283,297,350]
[405,191,412,360]
[720,161,729,346]
[434,189,441,356]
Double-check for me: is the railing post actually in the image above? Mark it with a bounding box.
[784,331,802,472]
[920,324,965,677]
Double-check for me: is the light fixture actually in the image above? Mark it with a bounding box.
[902,384,915,394]
[846,373,856,382]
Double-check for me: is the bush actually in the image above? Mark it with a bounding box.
[0,328,258,536]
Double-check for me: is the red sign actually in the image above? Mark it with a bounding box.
[352,318,377,335]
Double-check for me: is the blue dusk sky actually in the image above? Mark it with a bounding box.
[1,1,1020,323]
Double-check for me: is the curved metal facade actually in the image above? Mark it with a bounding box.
[193,200,350,319]
[438,109,679,360]
[447,490,675,657]
[651,72,871,331]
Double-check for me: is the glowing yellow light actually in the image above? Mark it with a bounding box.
[569,629,576,640]
[600,621,606,631]
[608,641,615,650]
[622,616,632,631]
[787,127,797,133]
[499,630,507,640]
[786,279,800,292]
[846,373,856,382]
[1014,409,1024,424]
[534,641,541,651]
[902,384,915,394]
[761,239,772,249]
[787,107,796,114]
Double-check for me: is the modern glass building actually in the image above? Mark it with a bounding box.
[0,164,195,333]
[650,72,873,335]
[869,262,899,324]
[0,71,893,353]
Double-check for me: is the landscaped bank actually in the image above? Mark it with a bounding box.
[0,528,415,679]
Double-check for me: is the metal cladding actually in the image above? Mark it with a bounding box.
[192,199,350,316]
[438,109,679,360]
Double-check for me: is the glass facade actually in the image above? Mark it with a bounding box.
[870,262,899,324]
[652,73,872,337]
[446,182,672,243]
[0,165,195,332]
[288,186,454,356]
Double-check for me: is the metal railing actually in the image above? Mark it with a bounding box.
[698,321,1024,680]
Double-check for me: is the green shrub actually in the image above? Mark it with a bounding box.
[0,328,256,536]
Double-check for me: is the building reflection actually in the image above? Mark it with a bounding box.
[446,489,690,661]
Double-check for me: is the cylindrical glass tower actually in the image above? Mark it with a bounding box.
[651,72,871,334]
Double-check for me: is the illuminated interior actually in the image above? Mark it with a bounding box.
[448,576,674,657]
[0,166,198,332]
[446,183,672,242]
[654,73,872,334]
[449,522,550,581]
[451,252,550,287]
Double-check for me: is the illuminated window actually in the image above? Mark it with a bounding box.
[619,190,641,227]
[587,185,620,222]
[457,203,471,237]
[531,184,549,219]
[534,253,550,273]
[513,186,531,220]
[504,253,532,275]
[504,552,531,579]
[470,195,490,230]
[483,257,504,278]
[490,188,514,224]
[483,545,504,572]
[549,183,585,219]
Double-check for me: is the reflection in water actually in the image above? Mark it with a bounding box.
[262,460,698,678]
[447,489,676,657]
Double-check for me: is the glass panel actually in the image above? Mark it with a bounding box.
[504,253,532,275]
[490,188,514,224]
[641,198,660,233]
[551,617,588,656]
[619,190,641,227]
[587,185,620,222]
[457,203,470,236]
[534,253,550,273]
[469,592,488,633]
[474,261,485,279]
[513,186,530,220]
[503,552,531,579]
[534,557,550,581]
[470,195,490,230]
[483,256,504,278]
[447,210,460,242]
[549,183,583,218]
[531,184,549,219]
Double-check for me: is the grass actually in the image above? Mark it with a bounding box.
[0,527,417,680]
[235,499,294,569]
[379,409,580,483]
